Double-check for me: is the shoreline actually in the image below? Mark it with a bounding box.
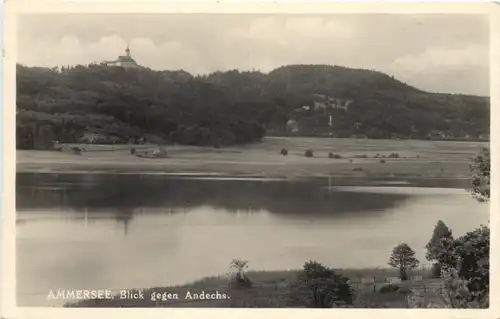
[16,166,473,190]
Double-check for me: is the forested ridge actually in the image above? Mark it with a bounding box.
[16,63,489,149]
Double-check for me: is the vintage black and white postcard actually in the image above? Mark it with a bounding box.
[2,1,499,319]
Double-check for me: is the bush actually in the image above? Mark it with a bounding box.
[388,152,400,158]
[130,148,136,155]
[330,153,342,159]
[353,167,363,171]
[288,261,354,308]
[305,149,314,158]
[374,153,380,158]
[440,268,488,308]
[302,261,335,280]
[328,152,334,159]
[380,159,386,164]
[379,284,400,294]
[281,148,288,156]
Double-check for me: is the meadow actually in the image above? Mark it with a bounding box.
[67,268,446,308]
[17,137,487,180]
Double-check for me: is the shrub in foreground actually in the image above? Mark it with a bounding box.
[288,261,354,308]
[305,150,314,158]
[281,148,288,156]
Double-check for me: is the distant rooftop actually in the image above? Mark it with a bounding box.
[117,55,137,63]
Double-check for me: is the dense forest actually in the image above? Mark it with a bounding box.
[16,63,490,149]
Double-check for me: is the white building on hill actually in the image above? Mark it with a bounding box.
[101,43,142,69]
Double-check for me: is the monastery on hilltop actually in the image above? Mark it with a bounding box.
[101,43,142,69]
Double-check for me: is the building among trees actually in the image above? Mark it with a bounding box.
[101,43,142,69]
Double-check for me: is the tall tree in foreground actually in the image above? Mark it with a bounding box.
[425,220,454,278]
[433,147,490,308]
[388,243,420,281]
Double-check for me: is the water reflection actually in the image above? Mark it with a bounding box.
[16,173,416,226]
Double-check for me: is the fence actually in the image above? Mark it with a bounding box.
[350,276,445,293]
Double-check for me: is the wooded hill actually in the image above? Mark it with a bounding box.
[16,63,489,149]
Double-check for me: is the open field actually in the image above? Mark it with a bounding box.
[17,137,487,179]
[67,268,446,308]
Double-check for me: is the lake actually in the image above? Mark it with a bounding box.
[16,172,489,306]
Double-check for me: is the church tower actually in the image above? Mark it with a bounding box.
[125,42,131,58]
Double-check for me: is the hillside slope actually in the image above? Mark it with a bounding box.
[16,63,489,149]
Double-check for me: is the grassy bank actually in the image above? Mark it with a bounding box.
[17,137,486,180]
[67,268,446,308]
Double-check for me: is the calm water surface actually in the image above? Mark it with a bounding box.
[16,173,489,306]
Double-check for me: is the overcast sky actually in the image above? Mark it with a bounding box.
[17,14,490,96]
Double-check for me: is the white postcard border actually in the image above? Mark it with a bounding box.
[2,1,499,319]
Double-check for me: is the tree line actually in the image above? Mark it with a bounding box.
[16,63,489,149]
